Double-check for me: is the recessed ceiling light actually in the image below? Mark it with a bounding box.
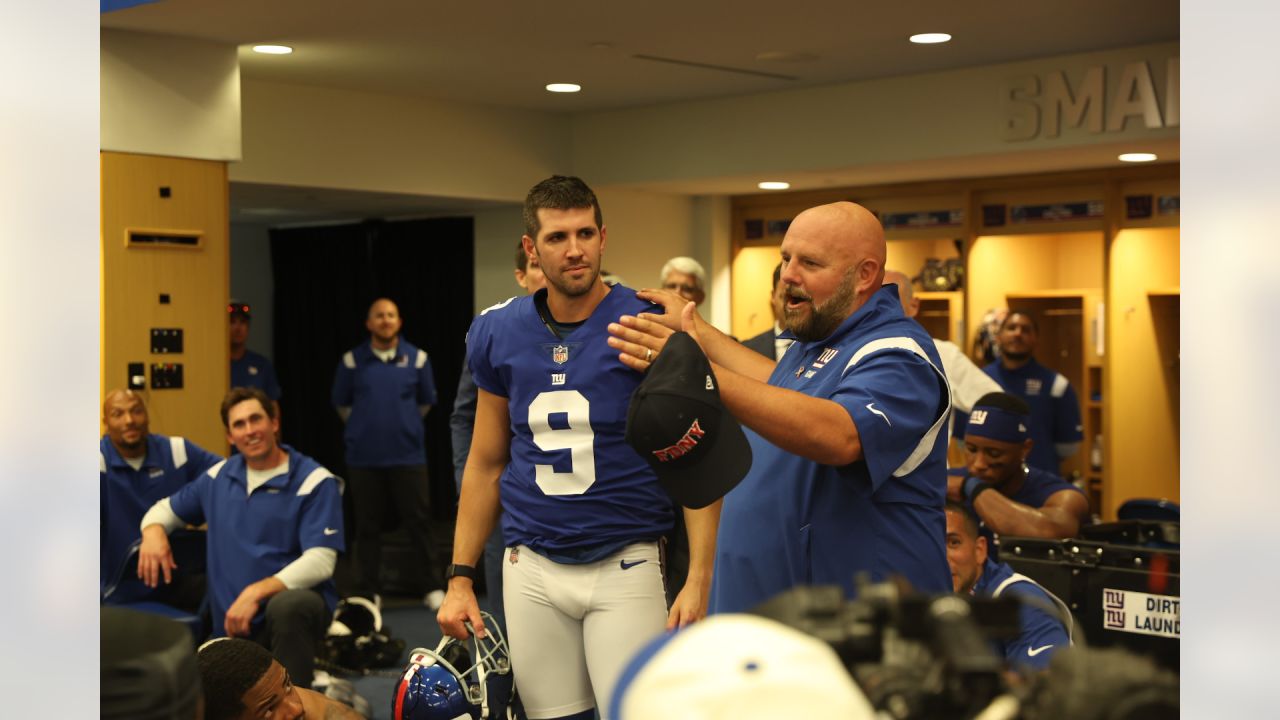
[909,33,952,45]
[758,181,791,190]
[1118,152,1158,163]
[546,83,582,93]
[252,45,293,55]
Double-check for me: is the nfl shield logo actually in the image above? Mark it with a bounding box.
[552,345,569,364]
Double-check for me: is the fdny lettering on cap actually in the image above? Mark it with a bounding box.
[652,419,706,462]
[971,409,988,425]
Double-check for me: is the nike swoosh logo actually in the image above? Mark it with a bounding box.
[323,527,339,536]
[620,559,647,570]
[866,403,892,426]
[1027,645,1054,657]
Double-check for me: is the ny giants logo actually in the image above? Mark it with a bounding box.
[652,419,706,462]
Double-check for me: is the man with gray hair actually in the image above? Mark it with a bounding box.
[660,256,707,307]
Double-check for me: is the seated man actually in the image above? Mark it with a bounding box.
[946,501,1071,671]
[100,388,221,604]
[950,392,1090,539]
[198,637,364,719]
[140,387,345,688]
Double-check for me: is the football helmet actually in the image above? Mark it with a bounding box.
[391,612,516,720]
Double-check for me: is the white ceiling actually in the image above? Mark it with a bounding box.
[103,0,1179,221]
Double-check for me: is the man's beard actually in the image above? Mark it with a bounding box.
[1000,347,1032,362]
[117,434,146,452]
[544,257,599,298]
[784,270,858,342]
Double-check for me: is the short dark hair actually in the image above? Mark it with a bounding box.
[220,386,276,428]
[197,638,274,720]
[973,391,1031,416]
[515,240,529,272]
[1000,310,1039,334]
[945,500,980,538]
[772,262,782,291]
[523,175,602,239]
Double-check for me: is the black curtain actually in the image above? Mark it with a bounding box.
[269,217,474,520]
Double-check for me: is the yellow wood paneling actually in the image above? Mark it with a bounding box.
[916,291,962,343]
[886,238,962,287]
[101,152,229,451]
[730,245,782,340]
[1106,228,1180,518]
[967,232,1104,354]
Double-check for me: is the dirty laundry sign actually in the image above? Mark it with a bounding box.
[1102,588,1180,638]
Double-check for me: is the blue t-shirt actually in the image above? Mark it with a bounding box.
[231,349,281,400]
[100,434,222,592]
[973,557,1071,670]
[167,446,345,636]
[331,339,438,467]
[466,286,673,557]
[982,358,1083,473]
[710,285,953,614]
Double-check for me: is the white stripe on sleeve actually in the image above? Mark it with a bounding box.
[169,436,188,468]
[274,547,338,589]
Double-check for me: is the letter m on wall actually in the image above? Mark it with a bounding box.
[1043,67,1104,137]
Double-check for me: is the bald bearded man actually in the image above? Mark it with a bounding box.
[610,202,953,611]
[100,389,221,601]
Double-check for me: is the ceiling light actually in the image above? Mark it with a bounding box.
[546,83,582,93]
[909,33,952,44]
[252,45,293,55]
[1118,152,1158,163]
[758,181,790,190]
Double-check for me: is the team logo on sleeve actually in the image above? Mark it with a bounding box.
[552,345,569,364]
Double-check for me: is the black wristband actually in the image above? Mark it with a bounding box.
[966,479,996,504]
[445,563,478,581]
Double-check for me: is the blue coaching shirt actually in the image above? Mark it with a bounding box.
[231,349,282,400]
[332,339,438,467]
[466,286,673,558]
[100,434,221,591]
[166,446,345,636]
[710,285,953,614]
[973,557,1072,670]
[982,358,1083,473]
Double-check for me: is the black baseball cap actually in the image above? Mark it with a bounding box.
[625,332,752,509]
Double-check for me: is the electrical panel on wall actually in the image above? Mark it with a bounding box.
[151,328,184,354]
[127,362,146,390]
[151,363,184,389]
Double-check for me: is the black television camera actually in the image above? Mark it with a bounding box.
[753,578,1178,720]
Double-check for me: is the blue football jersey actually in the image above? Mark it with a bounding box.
[467,286,674,555]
